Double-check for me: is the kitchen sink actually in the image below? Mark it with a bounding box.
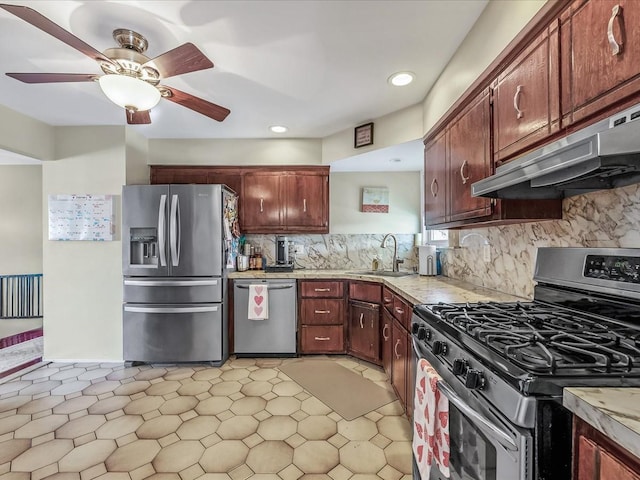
[352,270,414,277]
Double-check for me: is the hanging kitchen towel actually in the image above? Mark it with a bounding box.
[413,358,450,479]
[248,284,269,320]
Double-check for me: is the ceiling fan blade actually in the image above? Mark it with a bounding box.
[0,4,115,66]
[163,86,230,122]
[126,110,151,125]
[143,43,213,79]
[7,73,97,83]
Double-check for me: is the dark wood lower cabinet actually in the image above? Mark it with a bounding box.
[391,319,409,407]
[381,308,393,377]
[574,418,640,480]
[348,301,380,365]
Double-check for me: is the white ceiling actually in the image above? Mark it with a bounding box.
[0,0,488,168]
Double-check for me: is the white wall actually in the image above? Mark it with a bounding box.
[43,126,126,361]
[0,166,42,275]
[322,104,424,164]
[422,0,546,132]
[0,104,54,161]
[125,128,150,185]
[330,171,421,234]
[148,138,322,166]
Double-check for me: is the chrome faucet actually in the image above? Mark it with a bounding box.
[381,233,404,272]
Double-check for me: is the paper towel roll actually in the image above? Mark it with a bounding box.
[418,245,437,276]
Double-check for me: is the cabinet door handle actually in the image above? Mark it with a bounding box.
[607,5,623,55]
[382,323,390,341]
[260,198,264,213]
[314,310,330,314]
[395,307,404,315]
[460,160,470,184]
[394,339,401,358]
[359,312,364,329]
[513,85,524,119]
[314,288,331,292]
[370,318,374,329]
[303,198,307,212]
[383,296,392,303]
[314,336,331,341]
[430,178,438,197]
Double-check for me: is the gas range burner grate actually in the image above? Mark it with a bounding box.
[429,301,640,374]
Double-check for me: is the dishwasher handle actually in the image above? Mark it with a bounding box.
[235,284,293,291]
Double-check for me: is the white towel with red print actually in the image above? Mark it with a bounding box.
[413,358,450,478]
[247,284,268,320]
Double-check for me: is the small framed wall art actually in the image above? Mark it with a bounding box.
[354,122,374,148]
[361,187,389,213]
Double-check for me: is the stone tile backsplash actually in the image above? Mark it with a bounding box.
[441,183,640,299]
[244,234,418,272]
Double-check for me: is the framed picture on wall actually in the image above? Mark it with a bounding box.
[361,187,389,213]
[354,122,374,148]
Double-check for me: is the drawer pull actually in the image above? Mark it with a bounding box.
[383,296,392,303]
[382,324,390,341]
[359,312,364,329]
[314,288,331,292]
[314,310,330,314]
[395,307,404,315]
[394,339,401,359]
[513,85,523,119]
[314,336,331,341]
[607,5,623,56]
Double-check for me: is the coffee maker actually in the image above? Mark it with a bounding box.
[276,236,291,265]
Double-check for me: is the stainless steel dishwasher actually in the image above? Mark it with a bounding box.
[233,279,297,356]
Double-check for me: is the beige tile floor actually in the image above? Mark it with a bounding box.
[0,356,412,480]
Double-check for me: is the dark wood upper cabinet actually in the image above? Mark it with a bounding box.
[561,0,640,127]
[493,22,561,163]
[242,172,282,231]
[150,165,329,234]
[424,129,448,226]
[449,89,493,222]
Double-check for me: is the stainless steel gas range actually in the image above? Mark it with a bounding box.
[411,247,640,480]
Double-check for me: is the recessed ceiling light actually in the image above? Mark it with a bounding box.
[388,72,415,87]
[389,158,402,163]
[270,125,288,133]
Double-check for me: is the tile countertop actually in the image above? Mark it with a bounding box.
[564,388,640,460]
[228,270,524,306]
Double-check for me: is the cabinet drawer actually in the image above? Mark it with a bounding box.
[301,299,344,325]
[349,281,381,303]
[382,287,394,312]
[300,325,344,353]
[300,281,344,298]
[392,296,412,330]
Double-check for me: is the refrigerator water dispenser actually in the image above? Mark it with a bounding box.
[129,228,158,267]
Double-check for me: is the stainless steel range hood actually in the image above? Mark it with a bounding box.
[472,104,640,199]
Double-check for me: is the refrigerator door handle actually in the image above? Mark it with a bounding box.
[158,194,167,267]
[124,305,219,314]
[170,194,181,266]
[124,279,219,287]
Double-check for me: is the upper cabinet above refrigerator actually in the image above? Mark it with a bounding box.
[122,184,234,277]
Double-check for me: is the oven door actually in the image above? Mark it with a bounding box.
[412,338,533,480]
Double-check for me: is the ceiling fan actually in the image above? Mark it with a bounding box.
[0,3,230,125]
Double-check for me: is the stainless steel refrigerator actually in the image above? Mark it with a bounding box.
[122,184,237,365]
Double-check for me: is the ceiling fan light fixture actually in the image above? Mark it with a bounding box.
[98,74,161,112]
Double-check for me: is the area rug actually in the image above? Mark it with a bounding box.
[279,359,396,420]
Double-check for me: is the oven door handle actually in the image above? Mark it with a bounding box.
[436,380,518,451]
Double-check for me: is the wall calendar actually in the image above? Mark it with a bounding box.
[48,194,115,241]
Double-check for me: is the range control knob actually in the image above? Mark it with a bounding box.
[411,323,420,334]
[465,369,486,390]
[452,358,469,376]
[417,327,429,340]
[432,340,448,356]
